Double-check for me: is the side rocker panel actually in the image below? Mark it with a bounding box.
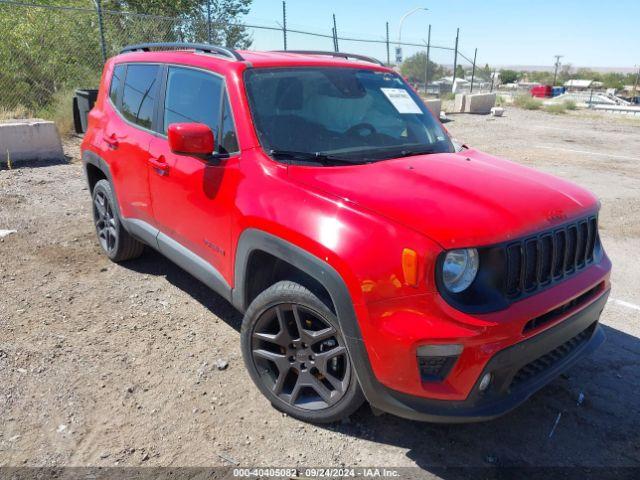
[157,231,233,303]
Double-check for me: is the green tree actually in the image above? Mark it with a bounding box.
[557,64,574,84]
[601,72,627,90]
[527,70,553,84]
[400,51,443,84]
[499,69,519,84]
[105,0,253,48]
[0,0,253,118]
[479,63,492,81]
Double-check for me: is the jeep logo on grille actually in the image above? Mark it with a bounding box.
[547,209,567,223]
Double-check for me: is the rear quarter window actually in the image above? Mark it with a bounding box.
[109,64,125,107]
[120,64,160,130]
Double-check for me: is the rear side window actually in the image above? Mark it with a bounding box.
[109,64,125,107]
[121,64,160,129]
[163,67,222,140]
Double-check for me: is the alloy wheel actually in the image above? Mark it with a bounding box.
[93,191,117,253]
[250,303,350,410]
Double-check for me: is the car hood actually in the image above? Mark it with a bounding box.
[288,148,598,249]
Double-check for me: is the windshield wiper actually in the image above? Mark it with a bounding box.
[334,144,439,161]
[396,147,437,158]
[269,149,361,166]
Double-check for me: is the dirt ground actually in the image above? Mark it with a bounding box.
[1,108,639,476]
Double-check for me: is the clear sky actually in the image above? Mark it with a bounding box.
[245,0,640,70]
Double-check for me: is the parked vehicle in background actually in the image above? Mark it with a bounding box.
[531,85,552,98]
[80,43,611,424]
[552,86,566,97]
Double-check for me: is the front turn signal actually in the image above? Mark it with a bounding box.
[402,248,419,287]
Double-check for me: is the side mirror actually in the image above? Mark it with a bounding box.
[167,123,215,156]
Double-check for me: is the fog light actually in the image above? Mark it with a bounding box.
[478,372,493,392]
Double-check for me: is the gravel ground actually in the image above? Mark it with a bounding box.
[1,108,639,476]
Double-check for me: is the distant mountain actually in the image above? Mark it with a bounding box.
[492,65,637,74]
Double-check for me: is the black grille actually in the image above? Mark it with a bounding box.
[505,216,598,298]
[511,322,596,389]
[523,283,603,334]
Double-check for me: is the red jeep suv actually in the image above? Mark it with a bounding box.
[81,43,611,423]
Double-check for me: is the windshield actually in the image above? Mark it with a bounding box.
[244,67,454,164]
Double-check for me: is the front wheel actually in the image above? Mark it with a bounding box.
[241,281,364,423]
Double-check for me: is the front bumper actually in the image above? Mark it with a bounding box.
[363,288,608,423]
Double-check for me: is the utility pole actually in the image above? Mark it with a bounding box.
[470,48,477,93]
[93,0,107,63]
[332,14,339,52]
[553,54,563,86]
[633,65,640,100]
[397,7,428,65]
[206,0,212,44]
[424,24,431,94]
[385,22,390,65]
[452,27,459,88]
[282,1,287,50]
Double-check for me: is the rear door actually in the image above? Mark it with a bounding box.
[148,65,241,280]
[103,63,162,225]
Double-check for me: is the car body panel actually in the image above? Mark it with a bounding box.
[80,48,612,422]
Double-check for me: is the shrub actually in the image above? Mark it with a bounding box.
[514,94,542,110]
[545,103,567,114]
[495,95,506,107]
[39,90,75,136]
[0,105,30,121]
[1,93,76,136]
[563,100,577,110]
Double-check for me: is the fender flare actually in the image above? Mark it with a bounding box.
[81,150,124,220]
[231,228,385,404]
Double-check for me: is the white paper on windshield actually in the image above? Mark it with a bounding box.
[381,88,422,114]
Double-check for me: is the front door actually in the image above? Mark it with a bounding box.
[148,66,241,281]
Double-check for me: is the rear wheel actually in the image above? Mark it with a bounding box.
[92,179,144,262]
[241,281,364,423]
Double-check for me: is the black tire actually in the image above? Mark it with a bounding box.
[241,280,365,423]
[92,179,144,262]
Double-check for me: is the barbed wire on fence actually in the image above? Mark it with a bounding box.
[0,0,490,125]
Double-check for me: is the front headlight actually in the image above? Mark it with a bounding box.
[442,248,479,293]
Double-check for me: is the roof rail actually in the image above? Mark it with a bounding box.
[273,50,385,67]
[120,42,244,61]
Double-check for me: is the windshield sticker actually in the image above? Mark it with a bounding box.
[381,88,422,114]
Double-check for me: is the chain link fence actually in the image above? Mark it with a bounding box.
[0,0,492,129]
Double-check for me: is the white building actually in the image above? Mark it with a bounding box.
[564,79,604,90]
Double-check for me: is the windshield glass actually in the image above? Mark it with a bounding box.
[244,67,454,163]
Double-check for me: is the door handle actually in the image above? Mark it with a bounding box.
[149,155,169,176]
[104,133,119,149]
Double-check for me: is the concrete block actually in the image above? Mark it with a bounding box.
[464,93,497,114]
[0,120,64,163]
[491,107,504,117]
[423,99,441,117]
[454,94,466,113]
